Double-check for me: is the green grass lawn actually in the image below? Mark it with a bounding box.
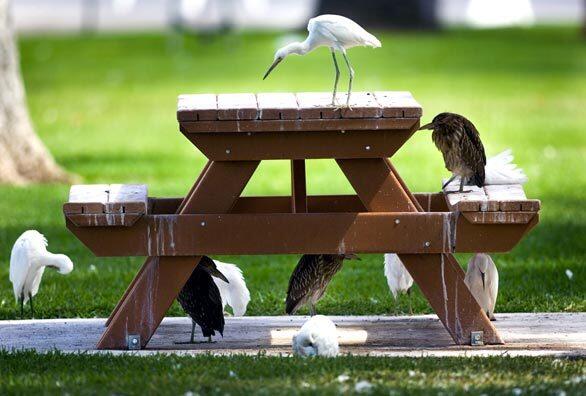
[0,351,584,395]
[0,26,584,395]
[0,27,584,319]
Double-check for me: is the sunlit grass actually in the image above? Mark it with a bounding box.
[0,27,584,319]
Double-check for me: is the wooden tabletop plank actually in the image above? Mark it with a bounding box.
[520,200,541,212]
[217,93,258,120]
[65,184,109,214]
[296,92,341,119]
[484,185,527,211]
[256,93,299,120]
[374,91,422,118]
[177,94,217,121]
[340,92,382,118]
[444,184,488,212]
[107,184,148,213]
[178,92,422,122]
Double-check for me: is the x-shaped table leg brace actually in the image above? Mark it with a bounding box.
[337,158,503,345]
[98,161,259,349]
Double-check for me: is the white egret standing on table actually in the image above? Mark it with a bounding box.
[263,14,381,107]
[464,253,499,321]
[384,253,414,315]
[9,230,74,318]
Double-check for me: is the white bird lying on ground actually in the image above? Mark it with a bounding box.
[384,253,414,314]
[263,14,381,107]
[212,260,250,316]
[292,315,339,357]
[464,253,499,321]
[449,149,528,187]
[9,230,74,318]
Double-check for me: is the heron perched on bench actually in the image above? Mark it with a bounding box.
[263,14,381,108]
[420,112,487,193]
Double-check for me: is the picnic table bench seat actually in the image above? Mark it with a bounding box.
[63,184,147,227]
[442,182,540,224]
[63,91,540,350]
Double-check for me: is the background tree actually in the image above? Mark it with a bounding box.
[0,0,71,184]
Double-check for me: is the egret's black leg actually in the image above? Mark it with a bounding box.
[341,51,355,108]
[331,49,340,106]
[207,336,212,343]
[29,293,34,318]
[407,288,413,315]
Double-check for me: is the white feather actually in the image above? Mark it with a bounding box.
[9,230,74,304]
[292,315,339,357]
[309,15,381,50]
[384,253,413,299]
[212,260,250,316]
[445,149,528,187]
[464,254,499,319]
[484,149,528,185]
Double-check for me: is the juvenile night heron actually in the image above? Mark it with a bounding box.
[383,253,414,315]
[177,256,229,343]
[9,230,74,318]
[263,14,381,107]
[286,254,355,316]
[420,113,487,193]
[464,253,499,321]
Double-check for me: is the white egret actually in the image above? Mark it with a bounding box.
[263,14,381,107]
[464,253,498,320]
[9,230,74,318]
[292,315,339,357]
[212,260,251,316]
[384,253,414,315]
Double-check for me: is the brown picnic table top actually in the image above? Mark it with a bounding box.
[64,92,539,351]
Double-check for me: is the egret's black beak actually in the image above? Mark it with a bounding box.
[263,57,283,80]
[200,260,229,283]
[419,122,435,130]
[480,271,485,290]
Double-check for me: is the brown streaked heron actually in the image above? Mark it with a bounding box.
[420,112,487,193]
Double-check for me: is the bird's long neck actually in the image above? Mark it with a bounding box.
[42,253,71,274]
[285,39,313,56]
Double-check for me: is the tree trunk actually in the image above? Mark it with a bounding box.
[0,0,71,184]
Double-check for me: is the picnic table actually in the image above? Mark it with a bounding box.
[63,92,540,350]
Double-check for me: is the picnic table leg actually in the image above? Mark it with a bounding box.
[400,254,503,344]
[98,161,259,349]
[105,161,213,327]
[337,157,503,345]
[291,160,307,213]
[97,256,200,349]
